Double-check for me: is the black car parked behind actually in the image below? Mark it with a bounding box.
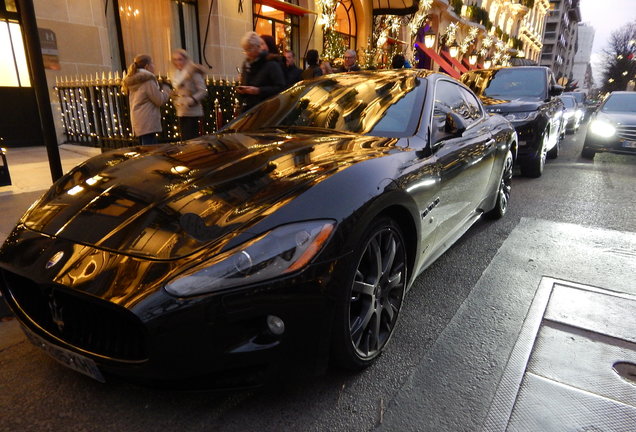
[462,66,564,177]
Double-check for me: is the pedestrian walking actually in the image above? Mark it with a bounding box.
[301,49,322,80]
[337,49,361,72]
[283,50,302,87]
[236,31,285,113]
[170,49,208,140]
[122,54,169,145]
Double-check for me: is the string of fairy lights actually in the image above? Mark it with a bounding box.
[319,0,515,69]
[54,73,240,149]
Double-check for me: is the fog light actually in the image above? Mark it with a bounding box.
[266,315,285,336]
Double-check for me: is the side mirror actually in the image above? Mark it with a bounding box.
[550,84,564,97]
[445,112,467,136]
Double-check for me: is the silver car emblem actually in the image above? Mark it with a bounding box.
[46,251,64,269]
[48,293,65,332]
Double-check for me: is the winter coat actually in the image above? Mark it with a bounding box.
[336,64,361,73]
[300,65,322,81]
[123,68,168,137]
[171,63,208,118]
[239,53,285,112]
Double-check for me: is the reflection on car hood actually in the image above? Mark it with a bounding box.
[479,96,543,112]
[21,132,397,260]
[596,111,636,125]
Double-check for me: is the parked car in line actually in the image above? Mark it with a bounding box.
[0,70,517,387]
[582,91,636,159]
[563,91,587,122]
[559,94,583,133]
[462,66,564,177]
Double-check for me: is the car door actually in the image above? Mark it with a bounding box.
[427,79,496,246]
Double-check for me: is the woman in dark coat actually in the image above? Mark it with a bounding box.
[236,32,285,113]
[301,49,322,80]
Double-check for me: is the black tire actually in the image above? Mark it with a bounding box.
[331,217,407,370]
[520,130,548,178]
[581,146,595,159]
[486,150,513,220]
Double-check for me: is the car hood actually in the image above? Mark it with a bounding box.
[596,111,636,125]
[480,96,543,113]
[20,131,398,260]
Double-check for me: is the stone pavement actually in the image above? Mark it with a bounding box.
[0,144,101,243]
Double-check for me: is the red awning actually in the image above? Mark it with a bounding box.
[415,44,460,79]
[253,0,317,16]
[440,50,468,74]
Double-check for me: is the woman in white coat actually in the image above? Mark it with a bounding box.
[170,49,208,140]
[122,54,169,145]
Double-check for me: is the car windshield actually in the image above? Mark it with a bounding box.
[464,68,546,99]
[601,93,636,113]
[560,97,576,108]
[223,72,426,138]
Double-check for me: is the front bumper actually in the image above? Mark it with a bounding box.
[510,120,543,161]
[583,133,636,156]
[0,227,342,388]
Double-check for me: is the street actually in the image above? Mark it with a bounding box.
[1,126,635,432]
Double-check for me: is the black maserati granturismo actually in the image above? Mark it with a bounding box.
[0,70,516,387]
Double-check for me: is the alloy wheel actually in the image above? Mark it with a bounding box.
[348,226,406,360]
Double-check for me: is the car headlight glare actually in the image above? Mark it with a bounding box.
[564,111,574,119]
[165,220,335,297]
[504,111,539,122]
[589,119,616,138]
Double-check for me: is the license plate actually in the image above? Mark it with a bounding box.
[622,140,636,148]
[22,326,105,383]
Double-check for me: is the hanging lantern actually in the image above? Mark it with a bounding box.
[468,51,478,65]
[448,43,459,58]
[483,58,492,69]
[424,29,436,49]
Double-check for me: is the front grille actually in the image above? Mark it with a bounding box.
[616,125,636,141]
[1,269,148,361]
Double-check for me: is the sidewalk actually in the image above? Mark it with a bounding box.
[0,144,101,242]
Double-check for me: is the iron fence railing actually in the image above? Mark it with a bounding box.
[55,72,240,150]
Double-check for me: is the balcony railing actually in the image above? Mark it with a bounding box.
[55,72,240,150]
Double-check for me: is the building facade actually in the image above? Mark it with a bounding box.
[1,0,552,147]
[571,22,594,92]
[539,0,581,82]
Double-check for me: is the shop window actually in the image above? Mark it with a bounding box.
[253,2,300,56]
[0,19,30,87]
[333,0,357,49]
[118,0,200,73]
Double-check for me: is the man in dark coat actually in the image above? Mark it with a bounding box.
[236,31,285,112]
[336,49,361,72]
[283,50,302,88]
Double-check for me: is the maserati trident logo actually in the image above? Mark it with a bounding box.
[48,293,64,332]
[45,251,64,269]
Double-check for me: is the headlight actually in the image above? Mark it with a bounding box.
[589,119,616,138]
[504,111,539,122]
[165,220,335,296]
